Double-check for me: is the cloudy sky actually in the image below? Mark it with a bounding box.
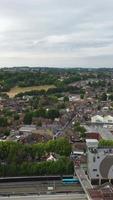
[0,0,113,67]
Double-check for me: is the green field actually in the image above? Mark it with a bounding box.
[7,85,55,98]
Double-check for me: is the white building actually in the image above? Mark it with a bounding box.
[19,125,37,135]
[47,154,56,161]
[91,115,104,123]
[69,95,80,102]
[86,139,113,184]
[91,115,113,123]
[103,115,113,123]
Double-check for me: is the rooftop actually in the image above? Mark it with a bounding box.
[88,183,113,200]
[19,125,37,133]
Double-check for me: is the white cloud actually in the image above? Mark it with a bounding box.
[0,0,113,67]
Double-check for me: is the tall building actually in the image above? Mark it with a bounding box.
[86,139,113,185]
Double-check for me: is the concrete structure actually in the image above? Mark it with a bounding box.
[75,167,93,200]
[86,139,113,184]
[86,139,98,148]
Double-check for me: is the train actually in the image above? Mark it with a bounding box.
[62,178,80,184]
[0,175,73,183]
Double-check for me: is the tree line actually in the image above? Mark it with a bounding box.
[0,157,73,177]
[0,71,58,92]
[99,139,113,147]
[0,138,73,176]
[15,85,81,98]
[24,108,60,124]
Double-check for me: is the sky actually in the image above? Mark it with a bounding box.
[0,0,113,68]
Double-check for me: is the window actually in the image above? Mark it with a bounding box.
[93,156,96,162]
[97,156,100,159]
[93,169,97,171]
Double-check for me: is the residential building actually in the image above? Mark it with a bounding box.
[91,115,104,123]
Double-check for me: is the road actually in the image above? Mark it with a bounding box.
[54,112,77,137]
[0,194,87,200]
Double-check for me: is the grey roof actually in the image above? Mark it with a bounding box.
[98,127,113,140]
[19,125,37,132]
[84,125,113,140]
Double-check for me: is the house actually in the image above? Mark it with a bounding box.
[84,125,100,140]
[47,154,56,161]
[103,115,113,123]
[91,115,104,123]
[91,115,113,124]
[69,95,80,102]
[19,125,37,135]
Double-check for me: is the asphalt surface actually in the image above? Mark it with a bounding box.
[0,194,87,200]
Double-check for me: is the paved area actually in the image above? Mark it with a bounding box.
[75,168,93,200]
[0,180,83,195]
[0,194,87,200]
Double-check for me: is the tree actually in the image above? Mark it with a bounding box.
[100,92,107,101]
[74,122,86,138]
[33,108,46,118]
[23,112,33,125]
[64,96,69,102]
[55,138,72,156]
[46,109,60,120]
[4,130,10,137]
[79,127,86,138]
[57,103,66,109]
[0,138,73,176]
[109,94,113,101]
[14,114,19,120]
[0,117,8,127]
[80,93,84,99]
[99,139,113,147]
